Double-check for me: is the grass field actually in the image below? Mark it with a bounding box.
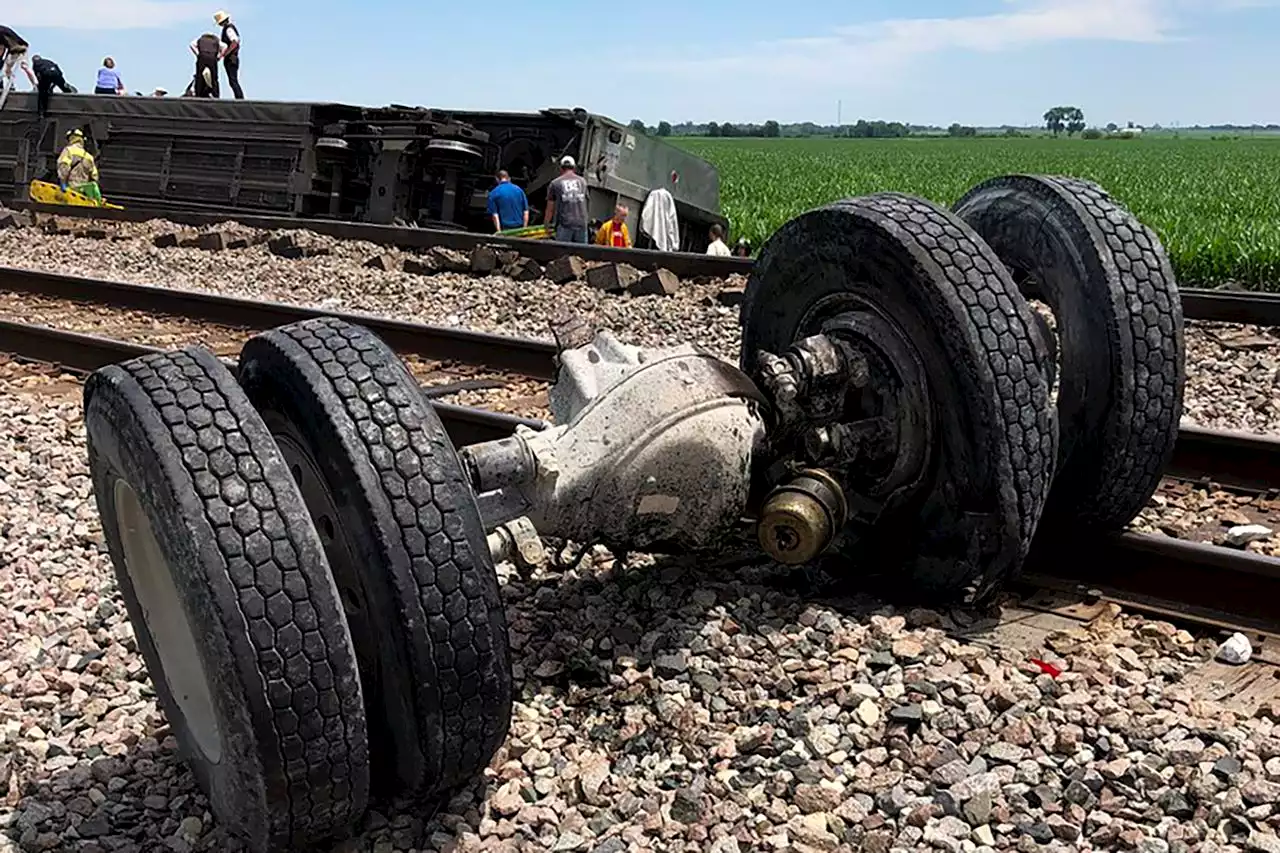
[673,136,1280,287]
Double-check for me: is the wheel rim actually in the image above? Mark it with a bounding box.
[113,478,223,763]
[776,290,935,498]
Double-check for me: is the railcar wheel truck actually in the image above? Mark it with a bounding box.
[81,175,1184,851]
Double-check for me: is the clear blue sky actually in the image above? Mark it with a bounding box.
[7,0,1279,127]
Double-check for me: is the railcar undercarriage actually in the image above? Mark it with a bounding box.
[80,174,1184,851]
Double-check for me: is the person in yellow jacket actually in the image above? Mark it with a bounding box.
[57,129,102,203]
[594,204,631,248]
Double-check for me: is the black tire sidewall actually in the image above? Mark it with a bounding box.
[85,369,269,848]
[741,196,1055,598]
[238,320,513,797]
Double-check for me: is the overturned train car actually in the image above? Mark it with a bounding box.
[0,93,725,251]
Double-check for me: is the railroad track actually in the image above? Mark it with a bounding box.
[9,210,1280,326]
[0,266,557,379]
[4,266,1279,487]
[0,320,544,446]
[11,201,752,279]
[3,263,1280,378]
[4,317,1280,643]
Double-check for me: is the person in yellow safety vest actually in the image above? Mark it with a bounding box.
[57,129,103,204]
[594,204,631,248]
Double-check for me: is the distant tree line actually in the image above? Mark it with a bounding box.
[621,111,1280,140]
[626,118,945,138]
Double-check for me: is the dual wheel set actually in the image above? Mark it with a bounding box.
[81,175,1184,851]
[742,174,1184,600]
[85,320,511,852]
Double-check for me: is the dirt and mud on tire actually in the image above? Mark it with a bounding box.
[237,317,513,801]
[741,192,1058,603]
[83,347,370,853]
[954,174,1185,531]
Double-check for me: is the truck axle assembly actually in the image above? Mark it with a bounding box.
[80,175,1185,851]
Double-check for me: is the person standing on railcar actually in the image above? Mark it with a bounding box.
[214,11,243,99]
[30,55,76,116]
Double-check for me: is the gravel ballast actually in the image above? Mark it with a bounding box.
[5,361,1280,852]
[6,224,1280,852]
[1,227,1274,436]
[0,290,550,419]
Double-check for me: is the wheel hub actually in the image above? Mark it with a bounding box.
[751,303,935,558]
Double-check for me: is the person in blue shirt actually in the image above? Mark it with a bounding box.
[486,170,529,232]
[94,57,123,95]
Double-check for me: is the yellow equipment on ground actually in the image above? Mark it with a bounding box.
[28,180,124,210]
[497,223,550,240]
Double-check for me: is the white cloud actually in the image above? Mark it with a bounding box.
[8,1,207,30]
[627,0,1187,83]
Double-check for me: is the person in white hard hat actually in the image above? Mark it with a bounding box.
[213,10,242,98]
[543,155,589,244]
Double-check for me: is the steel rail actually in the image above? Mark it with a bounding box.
[1023,531,1280,637]
[4,270,1279,493]
[1181,289,1280,327]
[5,320,1280,635]
[1168,425,1280,494]
[0,320,546,446]
[13,203,1280,327]
[0,266,558,380]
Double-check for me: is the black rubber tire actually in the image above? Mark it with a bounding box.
[237,317,513,800]
[740,192,1057,602]
[83,347,369,853]
[953,175,1185,530]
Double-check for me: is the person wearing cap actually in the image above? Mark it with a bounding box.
[57,129,102,203]
[731,237,752,258]
[94,57,125,95]
[30,55,76,116]
[543,155,590,244]
[190,32,222,97]
[151,87,168,97]
[0,25,31,111]
[213,11,243,99]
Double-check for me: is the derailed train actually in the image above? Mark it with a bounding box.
[0,93,726,251]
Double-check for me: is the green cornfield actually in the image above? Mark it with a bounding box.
[673,136,1280,287]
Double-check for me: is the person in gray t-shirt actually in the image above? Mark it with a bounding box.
[544,155,590,243]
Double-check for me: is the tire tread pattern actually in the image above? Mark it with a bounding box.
[242,318,512,795]
[1041,175,1184,527]
[742,192,1057,597]
[849,193,1057,574]
[86,347,368,848]
[955,174,1185,529]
